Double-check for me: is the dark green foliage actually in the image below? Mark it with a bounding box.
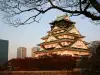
[2,54,78,71]
[77,41,100,75]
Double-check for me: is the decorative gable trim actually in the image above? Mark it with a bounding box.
[55,44,62,48]
[71,39,88,49]
[53,26,60,30]
[47,36,57,42]
[69,27,80,35]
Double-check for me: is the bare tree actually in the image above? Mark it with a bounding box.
[0,0,100,27]
[77,41,100,75]
[88,41,100,56]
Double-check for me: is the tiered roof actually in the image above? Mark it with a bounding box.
[36,15,89,55]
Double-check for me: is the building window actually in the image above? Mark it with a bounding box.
[45,45,50,48]
[76,41,82,47]
[51,44,54,47]
[64,35,68,38]
[61,30,64,32]
[57,31,60,33]
[61,41,70,45]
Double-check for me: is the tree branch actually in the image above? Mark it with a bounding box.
[82,0,87,4]
[53,6,81,13]
[82,11,100,20]
[52,5,100,20]
[48,0,54,6]
[79,0,82,11]
[0,0,100,26]
[84,2,90,11]
[89,0,100,13]
[22,12,41,24]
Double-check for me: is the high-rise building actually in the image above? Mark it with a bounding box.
[0,39,9,64]
[17,47,26,58]
[34,15,89,57]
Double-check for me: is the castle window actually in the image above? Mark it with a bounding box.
[51,44,55,47]
[64,35,68,38]
[72,36,74,39]
[57,31,60,33]
[59,36,63,39]
[61,30,64,32]
[45,45,49,48]
[58,36,61,39]
[67,35,69,38]
[62,35,64,38]
[76,41,83,47]
[45,45,51,48]
[61,42,68,46]
[50,39,54,41]
[64,42,68,45]
[68,36,71,39]
[67,41,71,44]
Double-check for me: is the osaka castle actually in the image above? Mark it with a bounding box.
[34,15,89,57]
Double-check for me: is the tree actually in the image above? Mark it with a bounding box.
[77,41,100,75]
[88,41,100,56]
[3,54,78,71]
[0,0,100,27]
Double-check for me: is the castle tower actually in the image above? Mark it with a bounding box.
[34,15,89,57]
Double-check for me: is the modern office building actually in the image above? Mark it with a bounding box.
[0,39,9,64]
[17,47,26,58]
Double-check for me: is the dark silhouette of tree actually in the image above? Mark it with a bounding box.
[88,41,100,56]
[0,0,100,26]
[3,54,78,71]
[0,65,3,71]
[77,41,100,75]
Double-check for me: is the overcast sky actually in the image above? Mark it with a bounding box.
[0,9,100,60]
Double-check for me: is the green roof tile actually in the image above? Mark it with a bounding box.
[56,14,68,21]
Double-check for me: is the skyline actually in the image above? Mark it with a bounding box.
[0,9,100,60]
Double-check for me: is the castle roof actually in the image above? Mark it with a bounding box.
[50,14,75,25]
[38,38,73,46]
[34,47,89,54]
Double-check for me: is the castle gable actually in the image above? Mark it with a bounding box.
[55,44,62,48]
[47,36,57,42]
[69,27,80,34]
[52,26,61,31]
[53,26,59,30]
[71,39,88,49]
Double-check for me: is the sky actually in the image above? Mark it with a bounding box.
[0,9,100,60]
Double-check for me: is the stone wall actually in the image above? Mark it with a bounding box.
[0,71,80,75]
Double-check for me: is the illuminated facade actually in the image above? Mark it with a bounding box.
[34,15,89,57]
